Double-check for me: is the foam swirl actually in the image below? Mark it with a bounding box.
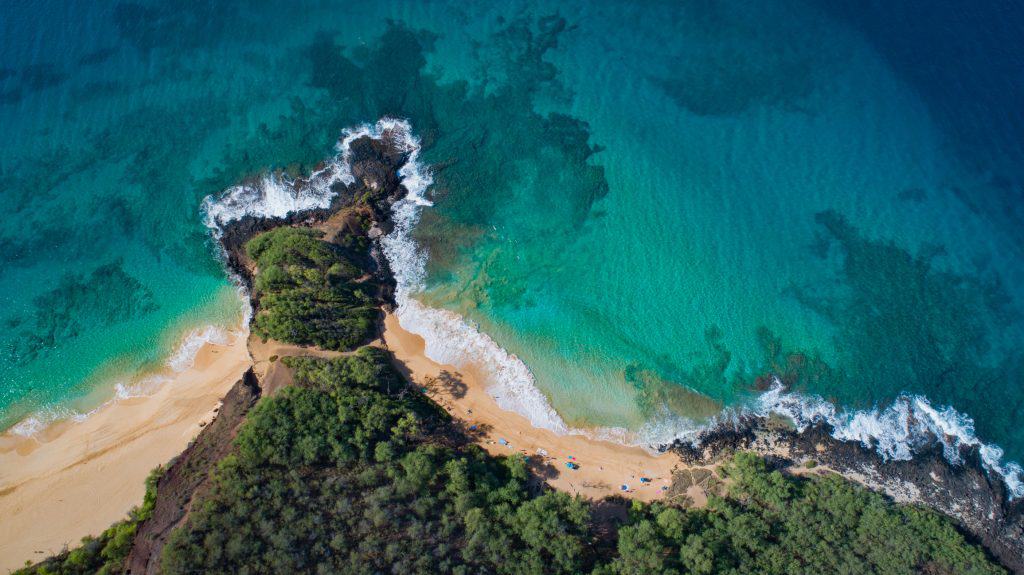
[201,120,396,235]
[198,116,1024,498]
[166,325,230,372]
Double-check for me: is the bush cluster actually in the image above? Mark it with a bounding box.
[23,220,1006,575]
[246,227,378,350]
[161,350,594,574]
[600,453,1003,575]
[160,351,1004,575]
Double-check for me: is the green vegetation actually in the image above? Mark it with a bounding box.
[161,350,594,574]
[20,220,1007,574]
[601,453,1002,575]
[158,349,1003,575]
[15,468,162,575]
[246,226,378,350]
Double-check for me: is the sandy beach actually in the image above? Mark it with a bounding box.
[380,313,686,503]
[0,308,697,571]
[0,332,251,573]
[245,311,689,502]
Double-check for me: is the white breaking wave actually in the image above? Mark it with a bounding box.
[114,375,171,400]
[376,118,572,435]
[166,325,230,372]
[202,158,343,237]
[373,118,1024,499]
[9,405,91,437]
[394,298,572,434]
[201,114,577,437]
[8,322,238,438]
[200,120,400,235]
[756,380,1024,498]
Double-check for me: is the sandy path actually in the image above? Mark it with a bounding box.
[381,313,681,502]
[0,334,251,572]
[248,336,346,396]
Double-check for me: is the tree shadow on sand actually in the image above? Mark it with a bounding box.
[525,458,560,495]
[428,370,468,399]
[590,499,630,543]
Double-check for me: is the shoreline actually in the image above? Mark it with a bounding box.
[379,312,691,503]
[4,121,1021,572]
[0,330,252,572]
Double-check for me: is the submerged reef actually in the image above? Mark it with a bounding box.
[783,209,1024,462]
[6,261,157,366]
[19,126,1013,575]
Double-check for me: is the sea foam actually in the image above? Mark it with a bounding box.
[376,119,572,435]
[374,118,1024,498]
[114,375,171,400]
[201,120,393,234]
[199,117,572,434]
[755,380,1024,497]
[6,321,237,438]
[9,406,90,437]
[197,116,1024,499]
[166,325,230,372]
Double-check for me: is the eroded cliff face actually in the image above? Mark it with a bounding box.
[124,369,261,575]
[672,418,1024,574]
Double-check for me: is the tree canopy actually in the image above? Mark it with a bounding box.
[159,350,1003,575]
[246,227,378,350]
[18,218,1007,575]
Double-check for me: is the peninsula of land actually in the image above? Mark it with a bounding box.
[3,128,1019,575]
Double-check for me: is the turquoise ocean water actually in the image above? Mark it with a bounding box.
[2,0,1023,488]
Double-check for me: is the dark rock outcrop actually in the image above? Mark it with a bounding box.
[131,125,1024,573]
[216,134,408,293]
[672,417,1024,574]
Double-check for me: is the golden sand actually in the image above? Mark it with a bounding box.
[0,310,711,571]
[0,333,251,572]
[380,313,684,502]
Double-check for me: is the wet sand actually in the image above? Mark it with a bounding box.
[0,310,700,571]
[380,312,684,502]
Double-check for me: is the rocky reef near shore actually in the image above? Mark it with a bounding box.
[215,133,409,294]
[121,130,414,573]
[672,416,1024,573]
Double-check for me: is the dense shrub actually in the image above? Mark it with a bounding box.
[161,351,594,575]
[246,227,378,350]
[27,351,1005,575]
[599,453,1004,575]
[160,350,1005,575]
[27,222,1008,575]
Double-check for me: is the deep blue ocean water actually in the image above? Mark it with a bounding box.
[2,0,1022,485]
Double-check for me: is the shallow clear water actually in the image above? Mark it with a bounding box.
[2,1,1022,476]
